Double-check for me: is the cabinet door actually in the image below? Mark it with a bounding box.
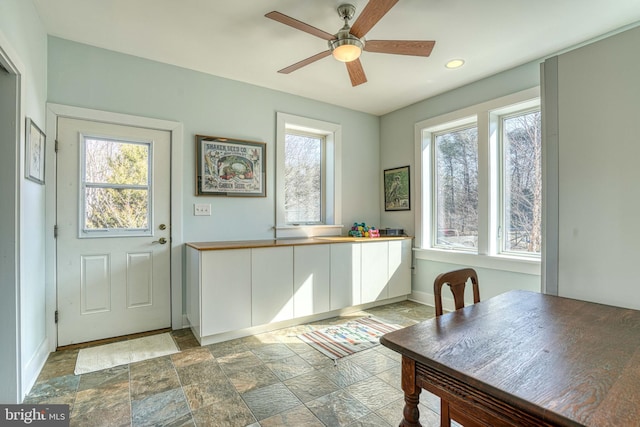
[388,239,412,298]
[252,247,294,325]
[361,241,389,303]
[330,243,361,310]
[294,245,330,317]
[201,249,252,336]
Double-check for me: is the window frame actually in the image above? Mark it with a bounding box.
[275,112,342,239]
[414,88,541,275]
[78,133,154,238]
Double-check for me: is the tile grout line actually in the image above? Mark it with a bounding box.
[127,361,133,427]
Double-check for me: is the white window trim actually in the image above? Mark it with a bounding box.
[275,112,342,239]
[414,87,541,271]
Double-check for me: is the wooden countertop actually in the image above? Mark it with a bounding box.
[186,236,411,251]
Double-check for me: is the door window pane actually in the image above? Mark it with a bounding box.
[81,137,152,234]
[502,110,542,253]
[84,187,149,230]
[434,126,478,250]
[284,132,323,224]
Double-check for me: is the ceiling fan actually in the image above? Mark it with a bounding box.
[265,0,436,87]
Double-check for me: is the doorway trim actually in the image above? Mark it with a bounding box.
[46,103,184,350]
[0,28,25,404]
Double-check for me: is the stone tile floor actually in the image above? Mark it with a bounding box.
[25,300,458,426]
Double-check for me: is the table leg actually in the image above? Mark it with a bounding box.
[440,399,451,427]
[400,356,422,427]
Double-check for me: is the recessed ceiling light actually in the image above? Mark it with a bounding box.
[445,59,465,69]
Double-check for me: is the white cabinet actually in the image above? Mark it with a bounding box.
[186,247,252,339]
[201,249,252,336]
[252,246,294,325]
[330,243,361,309]
[294,245,330,317]
[361,241,390,303]
[187,238,412,343]
[388,239,412,298]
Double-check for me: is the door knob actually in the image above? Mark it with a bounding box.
[152,237,167,245]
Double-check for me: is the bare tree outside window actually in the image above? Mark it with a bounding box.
[284,133,323,224]
[83,138,150,231]
[502,110,542,253]
[434,126,479,249]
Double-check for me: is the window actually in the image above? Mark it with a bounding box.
[276,113,342,238]
[434,125,479,250]
[500,110,542,255]
[416,88,541,262]
[80,135,152,237]
[284,131,324,224]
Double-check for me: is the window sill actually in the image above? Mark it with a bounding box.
[275,224,344,239]
[414,248,540,276]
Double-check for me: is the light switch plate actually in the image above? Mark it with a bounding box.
[194,203,211,216]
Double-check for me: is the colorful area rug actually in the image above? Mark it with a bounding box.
[298,317,401,360]
[74,333,179,375]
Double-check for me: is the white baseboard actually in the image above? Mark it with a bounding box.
[409,290,457,312]
[21,337,50,402]
[409,290,433,306]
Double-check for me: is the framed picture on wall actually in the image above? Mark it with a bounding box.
[196,135,266,196]
[384,165,410,211]
[25,117,46,184]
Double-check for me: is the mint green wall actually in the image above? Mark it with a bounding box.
[415,261,540,303]
[0,0,48,402]
[47,37,381,243]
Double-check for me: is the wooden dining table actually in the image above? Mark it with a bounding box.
[380,290,640,427]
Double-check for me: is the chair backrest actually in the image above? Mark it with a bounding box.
[433,268,480,316]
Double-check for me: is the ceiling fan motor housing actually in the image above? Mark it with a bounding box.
[329,3,364,61]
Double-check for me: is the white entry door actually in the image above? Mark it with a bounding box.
[56,117,171,346]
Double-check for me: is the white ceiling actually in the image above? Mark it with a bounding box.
[33,0,640,116]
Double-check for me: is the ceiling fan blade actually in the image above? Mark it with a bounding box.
[346,59,367,86]
[265,11,336,41]
[350,0,399,38]
[278,50,332,74]
[364,40,436,57]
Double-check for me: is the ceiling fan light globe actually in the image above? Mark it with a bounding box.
[333,44,362,62]
[329,36,364,62]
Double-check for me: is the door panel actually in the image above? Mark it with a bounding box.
[56,117,171,346]
[127,252,153,307]
[80,254,111,313]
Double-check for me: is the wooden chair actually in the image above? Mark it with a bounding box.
[433,267,480,317]
[433,268,481,427]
